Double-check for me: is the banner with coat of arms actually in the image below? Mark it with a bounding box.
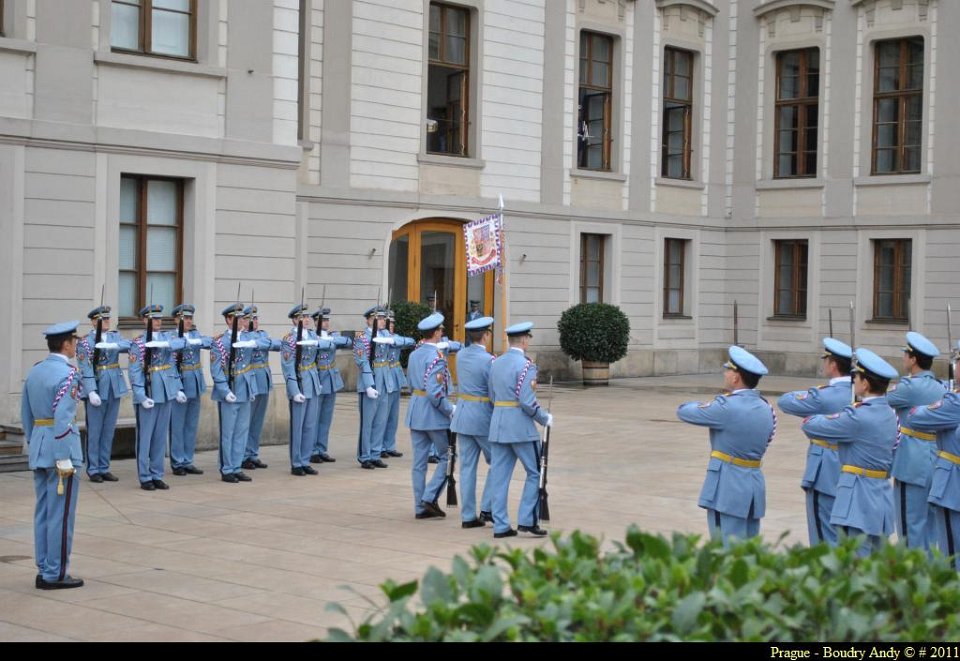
[463,212,504,277]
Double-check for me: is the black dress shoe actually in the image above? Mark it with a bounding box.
[172,467,187,476]
[291,466,306,476]
[88,474,104,483]
[360,461,375,470]
[152,479,170,490]
[479,511,494,523]
[235,472,252,482]
[493,528,518,539]
[38,575,84,590]
[241,459,258,470]
[518,524,548,537]
[221,474,239,483]
[380,451,389,459]
[420,500,446,517]
[415,510,443,519]
[251,458,268,469]
[100,472,119,482]
[384,450,403,457]
[309,454,323,464]
[302,465,318,475]
[140,481,156,491]
[320,453,336,463]
[371,459,389,468]
[461,519,486,529]
[35,574,42,588]
[183,465,204,475]
[427,456,439,464]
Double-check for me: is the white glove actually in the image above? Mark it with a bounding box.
[187,338,202,346]
[87,391,102,407]
[176,391,188,404]
[365,386,379,400]
[373,336,395,345]
[320,331,330,338]
[296,339,319,346]
[436,341,449,350]
[545,413,554,428]
[94,342,119,350]
[225,392,237,403]
[55,458,76,476]
[450,404,457,418]
[141,398,155,409]
[232,340,256,349]
[293,393,306,403]
[144,340,170,349]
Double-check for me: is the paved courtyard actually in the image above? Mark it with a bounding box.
[0,374,824,641]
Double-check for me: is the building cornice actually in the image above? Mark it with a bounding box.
[655,0,719,18]
[754,0,835,19]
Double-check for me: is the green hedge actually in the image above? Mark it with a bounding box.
[390,300,433,368]
[328,527,960,641]
[557,303,630,364]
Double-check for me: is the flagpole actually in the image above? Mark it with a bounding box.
[498,194,508,353]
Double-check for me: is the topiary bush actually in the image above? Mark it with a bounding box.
[390,300,434,368]
[557,302,630,364]
[327,527,960,642]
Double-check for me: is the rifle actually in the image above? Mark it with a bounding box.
[849,300,857,404]
[143,284,154,399]
[176,314,184,378]
[828,308,834,338]
[948,303,955,392]
[228,282,241,393]
[248,289,255,332]
[368,287,381,380]
[295,287,305,394]
[733,300,739,347]
[538,376,555,522]
[91,284,105,384]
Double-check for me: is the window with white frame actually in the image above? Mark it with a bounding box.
[111,0,196,60]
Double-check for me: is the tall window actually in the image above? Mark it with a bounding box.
[775,48,819,178]
[111,0,196,60]
[662,47,693,179]
[873,239,912,321]
[0,0,5,37]
[580,234,605,303]
[663,238,687,317]
[578,31,613,171]
[119,176,183,320]
[773,240,808,318]
[427,2,470,156]
[873,37,923,175]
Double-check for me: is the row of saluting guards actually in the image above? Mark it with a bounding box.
[19,305,554,588]
[678,332,960,563]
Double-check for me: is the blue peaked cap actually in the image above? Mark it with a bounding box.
[417,312,444,331]
[465,316,495,331]
[855,347,898,380]
[172,304,195,317]
[139,304,163,318]
[728,345,768,376]
[87,306,111,320]
[905,331,940,358]
[43,320,79,336]
[221,303,244,317]
[822,337,853,360]
[505,321,534,336]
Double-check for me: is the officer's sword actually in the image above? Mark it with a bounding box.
[538,376,554,523]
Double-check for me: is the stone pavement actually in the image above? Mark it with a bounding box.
[0,374,825,641]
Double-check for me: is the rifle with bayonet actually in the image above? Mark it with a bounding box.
[144,285,154,399]
[92,284,105,382]
[539,376,555,522]
[228,282,241,393]
[849,300,857,404]
[295,287,305,394]
[948,303,955,392]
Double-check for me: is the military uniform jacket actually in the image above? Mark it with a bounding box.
[175,329,212,398]
[802,397,898,536]
[77,329,131,400]
[450,343,494,437]
[129,331,186,404]
[404,342,454,431]
[249,329,281,394]
[888,371,947,486]
[777,377,851,495]
[209,329,258,402]
[677,389,776,518]
[906,392,960,512]
[373,330,398,394]
[317,331,352,393]
[280,327,330,399]
[21,355,84,469]
[353,328,379,392]
[390,335,415,389]
[488,348,549,444]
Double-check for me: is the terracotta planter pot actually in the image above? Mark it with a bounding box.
[581,360,610,386]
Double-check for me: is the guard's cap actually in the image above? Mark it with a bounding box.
[854,347,899,380]
[725,345,768,376]
[417,312,444,332]
[172,304,195,318]
[139,304,163,319]
[904,331,940,358]
[288,303,309,319]
[242,305,258,319]
[88,306,111,320]
[44,320,80,336]
[465,316,495,332]
[821,337,853,360]
[311,307,331,320]
[221,303,244,317]
[505,321,534,337]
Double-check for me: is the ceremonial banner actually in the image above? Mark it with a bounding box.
[463,212,503,277]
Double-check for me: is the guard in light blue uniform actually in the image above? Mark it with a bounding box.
[310,307,352,463]
[168,304,211,476]
[281,305,331,475]
[381,310,415,459]
[76,305,130,483]
[488,321,552,538]
[802,348,899,557]
[22,321,85,589]
[888,331,947,550]
[428,335,462,463]
[452,316,496,528]
[906,387,960,568]
[405,312,454,518]
[243,305,281,471]
[128,305,186,491]
[678,347,776,545]
[777,338,853,546]
[209,303,258,483]
[354,306,390,469]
